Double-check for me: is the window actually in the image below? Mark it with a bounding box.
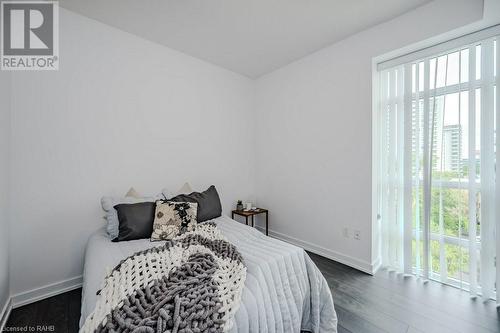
[377,31,500,300]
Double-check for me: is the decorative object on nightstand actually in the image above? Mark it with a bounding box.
[232,208,269,236]
[236,200,244,211]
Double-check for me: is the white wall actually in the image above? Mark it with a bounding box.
[0,73,11,321]
[8,9,255,296]
[254,0,485,272]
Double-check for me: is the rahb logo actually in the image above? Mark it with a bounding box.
[1,1,59,70]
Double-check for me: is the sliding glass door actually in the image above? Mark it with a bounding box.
[377,34,499,300]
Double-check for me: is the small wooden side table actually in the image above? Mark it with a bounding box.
[232,208,269,235]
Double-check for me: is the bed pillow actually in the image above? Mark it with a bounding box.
[168,185,222,222]
[160,182,193,200]
[125,187,141,198]
[151,201,198,241]
[101,189,161,239]
[113,202,156,242]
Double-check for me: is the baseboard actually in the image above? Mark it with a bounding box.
[11,275,83,309]
[2,233,375,319]
[256,226,375,274]
[371,256,382,274]
[3,231,375,312]
[0,297,12,331]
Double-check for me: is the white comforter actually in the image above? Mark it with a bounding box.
[80,216,337,332]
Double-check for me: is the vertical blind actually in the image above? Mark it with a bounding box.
[378,35,500,300]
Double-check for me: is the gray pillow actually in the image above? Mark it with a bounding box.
[113,202,156,242]
[101,195,157,239]
[168,185,222,222]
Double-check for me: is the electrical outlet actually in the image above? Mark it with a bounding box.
[343,227,349,238]
[354,230,361,240]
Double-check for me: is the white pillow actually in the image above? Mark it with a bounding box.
[101,188,160,239]
[161,182,193,199]
[125,187,141,198]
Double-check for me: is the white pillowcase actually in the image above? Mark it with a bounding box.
[125,187,141,198]
[161,182,193,199]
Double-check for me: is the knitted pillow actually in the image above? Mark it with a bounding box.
[151,201,198,241]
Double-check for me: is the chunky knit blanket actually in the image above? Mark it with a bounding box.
[80,223,247,333]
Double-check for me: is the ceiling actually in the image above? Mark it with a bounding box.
[60,0,432,78]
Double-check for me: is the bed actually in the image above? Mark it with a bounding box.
[80,215,338,332]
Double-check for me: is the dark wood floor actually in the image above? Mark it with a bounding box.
[6,288,81,332]
[308,252,500,333]
[5,253,500,333]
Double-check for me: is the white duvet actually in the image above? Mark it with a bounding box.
[80,216,337,332]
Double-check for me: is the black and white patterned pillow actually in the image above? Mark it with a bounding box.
[151,201,198,241]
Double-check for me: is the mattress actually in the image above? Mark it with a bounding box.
[80,215,337,332]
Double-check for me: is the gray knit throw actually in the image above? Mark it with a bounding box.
[80,223,247,333]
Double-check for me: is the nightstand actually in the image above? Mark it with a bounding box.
[232,208,269,235]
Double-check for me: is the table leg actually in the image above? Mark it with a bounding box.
[232,212,234,219]
[266,212,269,236]
[245,216,248,225]
[252,215,254,227]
